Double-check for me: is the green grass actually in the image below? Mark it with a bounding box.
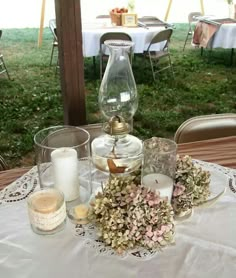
[0,24,236,168]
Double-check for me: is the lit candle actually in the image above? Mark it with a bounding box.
[142,173,173,202]
[51,148,79,202]
[74,204,89,224]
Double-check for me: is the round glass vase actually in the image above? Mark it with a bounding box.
[99,39,138,129]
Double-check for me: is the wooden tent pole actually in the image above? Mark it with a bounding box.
[55,0,86,125]
[38,0,46,47]
[164,0,205,21]
[164,0,172,21]
[200,0,205,15]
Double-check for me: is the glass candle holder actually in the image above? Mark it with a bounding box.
[34,126,91,205]
[142,137,177,203]
[27,188,66,235]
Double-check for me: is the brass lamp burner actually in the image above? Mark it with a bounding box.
[103,115,130,136]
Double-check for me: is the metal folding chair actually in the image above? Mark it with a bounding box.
[0,30,10,79]
[144,28,174,80]
[49,19,58,66]
[174,113,236,143]
[183,12,202,51]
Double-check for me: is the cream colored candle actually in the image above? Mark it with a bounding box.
[74,204,89,224]
[27,189,66,234]
[142,173,173,202]
[51,148,79,202]
[32,194,58,213]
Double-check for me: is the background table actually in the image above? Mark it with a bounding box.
[210,22,236,49]
[193,16,236,49]
[82,23,165,57]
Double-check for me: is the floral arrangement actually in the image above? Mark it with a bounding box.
[90,155,210,253]
[110,7,129,26]
[172,155,210,216]
[90,176,174,254]
[110,7,129,14]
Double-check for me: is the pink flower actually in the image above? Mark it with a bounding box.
[152,235,159,242]
[146,226,153,238]
[130,225,137,235]
[173,182,185,197]
[148,200,154,206]
[160,225,170,233]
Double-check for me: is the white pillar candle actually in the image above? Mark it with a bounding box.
[142,173,173,202]
[51,148,79,202]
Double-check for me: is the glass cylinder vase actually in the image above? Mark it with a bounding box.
[34,126,91,205]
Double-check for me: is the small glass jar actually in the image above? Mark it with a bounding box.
[27,188,66,235]
[142,137,177,203]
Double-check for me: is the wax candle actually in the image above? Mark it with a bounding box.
[74,204,89,224]
[27,188,66,235]
[51,148,79,202]
[32,193,58,213]
[142,173,173,202]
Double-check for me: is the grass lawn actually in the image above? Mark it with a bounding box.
[0,24,236,168]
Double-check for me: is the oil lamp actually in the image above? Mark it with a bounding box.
[91,40,142,177]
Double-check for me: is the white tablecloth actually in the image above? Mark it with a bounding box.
[195,16,236,49]
[82,24,165,57]
[1,161,236,278]
[211,23,236,49]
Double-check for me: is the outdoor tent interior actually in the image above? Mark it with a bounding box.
[0,0,235,126]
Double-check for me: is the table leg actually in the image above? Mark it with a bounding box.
[230,48,234,66]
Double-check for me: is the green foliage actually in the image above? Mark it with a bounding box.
[0,25,236,167]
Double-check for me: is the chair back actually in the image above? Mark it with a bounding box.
[49,19,58,42]
[99,32,132,79]
[147,28,173,51]
[188,12,202,24]
[174,113,236,144]
[100,32,132,46]
[80,123,104,143]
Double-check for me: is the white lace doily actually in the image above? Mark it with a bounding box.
[1,162,236,259]
[0,167,39,205]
